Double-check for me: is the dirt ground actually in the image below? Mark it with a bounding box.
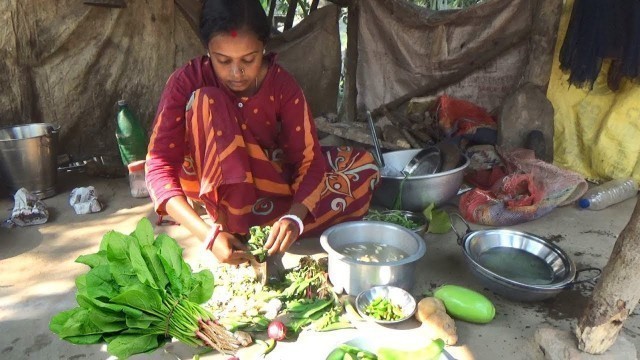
[1,171,639,360]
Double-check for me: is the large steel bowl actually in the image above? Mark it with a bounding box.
[372,149,469,212]
[320,221,426,296]
[452,214,600,301]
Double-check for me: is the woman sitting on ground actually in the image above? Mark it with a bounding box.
[145,0,379,264]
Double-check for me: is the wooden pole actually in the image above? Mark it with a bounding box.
[341,0,359,122]
[310,0,320,12]
[522,0,563,90]
[268,0,278,29]
[284,0,299,30]
[575,197,640,354]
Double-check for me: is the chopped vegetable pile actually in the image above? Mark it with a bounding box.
[204,256,352,341]
[49,218,243,359]
[363,297,404,321]
[364,209,421,230]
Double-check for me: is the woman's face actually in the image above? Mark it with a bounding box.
[208,28,264,95]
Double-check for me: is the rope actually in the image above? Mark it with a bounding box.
[164,298,181,337]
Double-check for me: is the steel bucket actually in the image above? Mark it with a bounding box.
[0,123,60,199]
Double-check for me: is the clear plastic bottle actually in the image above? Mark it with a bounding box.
[127,160,149,198]
[578,178,638,210]
[116,100,148,166]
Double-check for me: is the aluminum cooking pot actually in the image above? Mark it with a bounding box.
[450,214,601,302]
[320,221,426,296]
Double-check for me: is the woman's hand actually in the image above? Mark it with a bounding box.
[264,218,300,255]
[210,231,252,265]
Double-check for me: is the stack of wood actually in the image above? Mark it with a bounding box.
[315,96,444,151]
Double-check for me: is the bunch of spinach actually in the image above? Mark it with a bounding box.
[49,218,240,359]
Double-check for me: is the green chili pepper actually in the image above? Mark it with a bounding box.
[432,284,495,324]
[257,338,277,355]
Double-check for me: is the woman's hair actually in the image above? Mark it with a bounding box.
[199,0,270,46]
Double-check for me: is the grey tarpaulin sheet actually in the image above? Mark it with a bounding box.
[0,1,341,159]
[357,0,534,112]
[0,0,203,158]
[267,5,342,118]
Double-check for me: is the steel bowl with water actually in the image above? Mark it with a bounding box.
[372,149,469,212]
[320,221,426,296]
[451,214,600,301]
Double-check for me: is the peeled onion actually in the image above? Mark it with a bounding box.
[267,320,287,341]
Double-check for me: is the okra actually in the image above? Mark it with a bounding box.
[364,297,403,321]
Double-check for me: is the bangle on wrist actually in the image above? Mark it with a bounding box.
[279,214,304,234]
[203,224,222,251]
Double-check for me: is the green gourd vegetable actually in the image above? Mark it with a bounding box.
[377,338,444,360]
[432,285,495,324]
[325,347,346,360]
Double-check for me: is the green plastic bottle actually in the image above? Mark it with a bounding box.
[115,100,148,166]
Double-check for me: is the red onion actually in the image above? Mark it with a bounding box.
[267,320,287,341]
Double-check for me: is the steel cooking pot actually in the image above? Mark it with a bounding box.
[450,214,600,302]
[320,221,426,296]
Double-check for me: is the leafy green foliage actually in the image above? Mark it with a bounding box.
[49,218,221,359]
[247,226,270,263]
[364,209,422,230]
[422,203,452,234]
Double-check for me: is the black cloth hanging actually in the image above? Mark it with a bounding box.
[559,0,640,91]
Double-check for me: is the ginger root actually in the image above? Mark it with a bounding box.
[416,297,446,322]
[415,297,457,345]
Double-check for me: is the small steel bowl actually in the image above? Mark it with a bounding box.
[364,210,427,234]
[355,285,417,324]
